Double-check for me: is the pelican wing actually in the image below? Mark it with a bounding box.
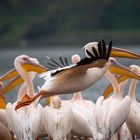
[40,40,112,79]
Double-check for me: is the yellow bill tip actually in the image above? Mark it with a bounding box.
[108,59,140,80]
[111,47,140,59]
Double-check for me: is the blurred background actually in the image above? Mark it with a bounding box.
[0,0,140,47]
[0,0,140,103]
[0,1,140,139]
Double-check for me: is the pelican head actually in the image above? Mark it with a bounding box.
[0,55,47,94]
[51,96,61,109]
[14,55,45,73]
[129,65,140,74]
[0,55,47,82]
[71,54,81,64]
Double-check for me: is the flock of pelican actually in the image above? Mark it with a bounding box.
[0,40,140,140]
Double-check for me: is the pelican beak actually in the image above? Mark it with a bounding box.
[0,68,17,81]
[103,76,128,98]
[0,61,47,82]
[21,59,48,73]
[0,76,23,95]
[0,61,48,94]
[15,90,46,110]
[108,60,140,80]
[111,47,140,59]
[15,94,31,110]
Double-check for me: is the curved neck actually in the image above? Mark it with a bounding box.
[105,71,120,97]
[119,80,128,96]
[17,82,27,101]
[72,92,83,101]
[128,79,137,101]
[15,62,34,97]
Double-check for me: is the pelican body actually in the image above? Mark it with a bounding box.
[94,71,131,139]
[6,55,43,140]
[43,96,73,140]
[125,65,140,138]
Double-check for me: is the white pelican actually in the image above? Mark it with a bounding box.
[103,65,140,139]
[94,69,131,139]
[6,55,43,140]
[43,95,73,140]
[125,65,140,138]
[115,80,133,140]
[104,76,133,140]
[10,40,140,109]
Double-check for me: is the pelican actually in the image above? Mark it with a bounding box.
[125,65,140,138]
[0,82,14,140]
[43,95,73,140]
[103,74,133,140]
[103,65,140,138]
[114,80,133,140]
[0,40,140,109]
[6,55,43,140]
[94,69,131,139]
[11,40,140,109]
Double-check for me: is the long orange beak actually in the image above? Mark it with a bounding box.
[0,62,47,82]
[111,47,140,59]
[0,76,23,95]
[108,59,140,80]
[15,90,46,110]
[0,61,48,95]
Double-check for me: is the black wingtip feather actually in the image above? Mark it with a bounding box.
[86,50,95,59]
[102,40,106,58]
[98,41,103,58]
[59,56,66,67]
[47,62,58,68]
[64,57,68,66]
[105,41,112,60]
[92,46,99,58]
